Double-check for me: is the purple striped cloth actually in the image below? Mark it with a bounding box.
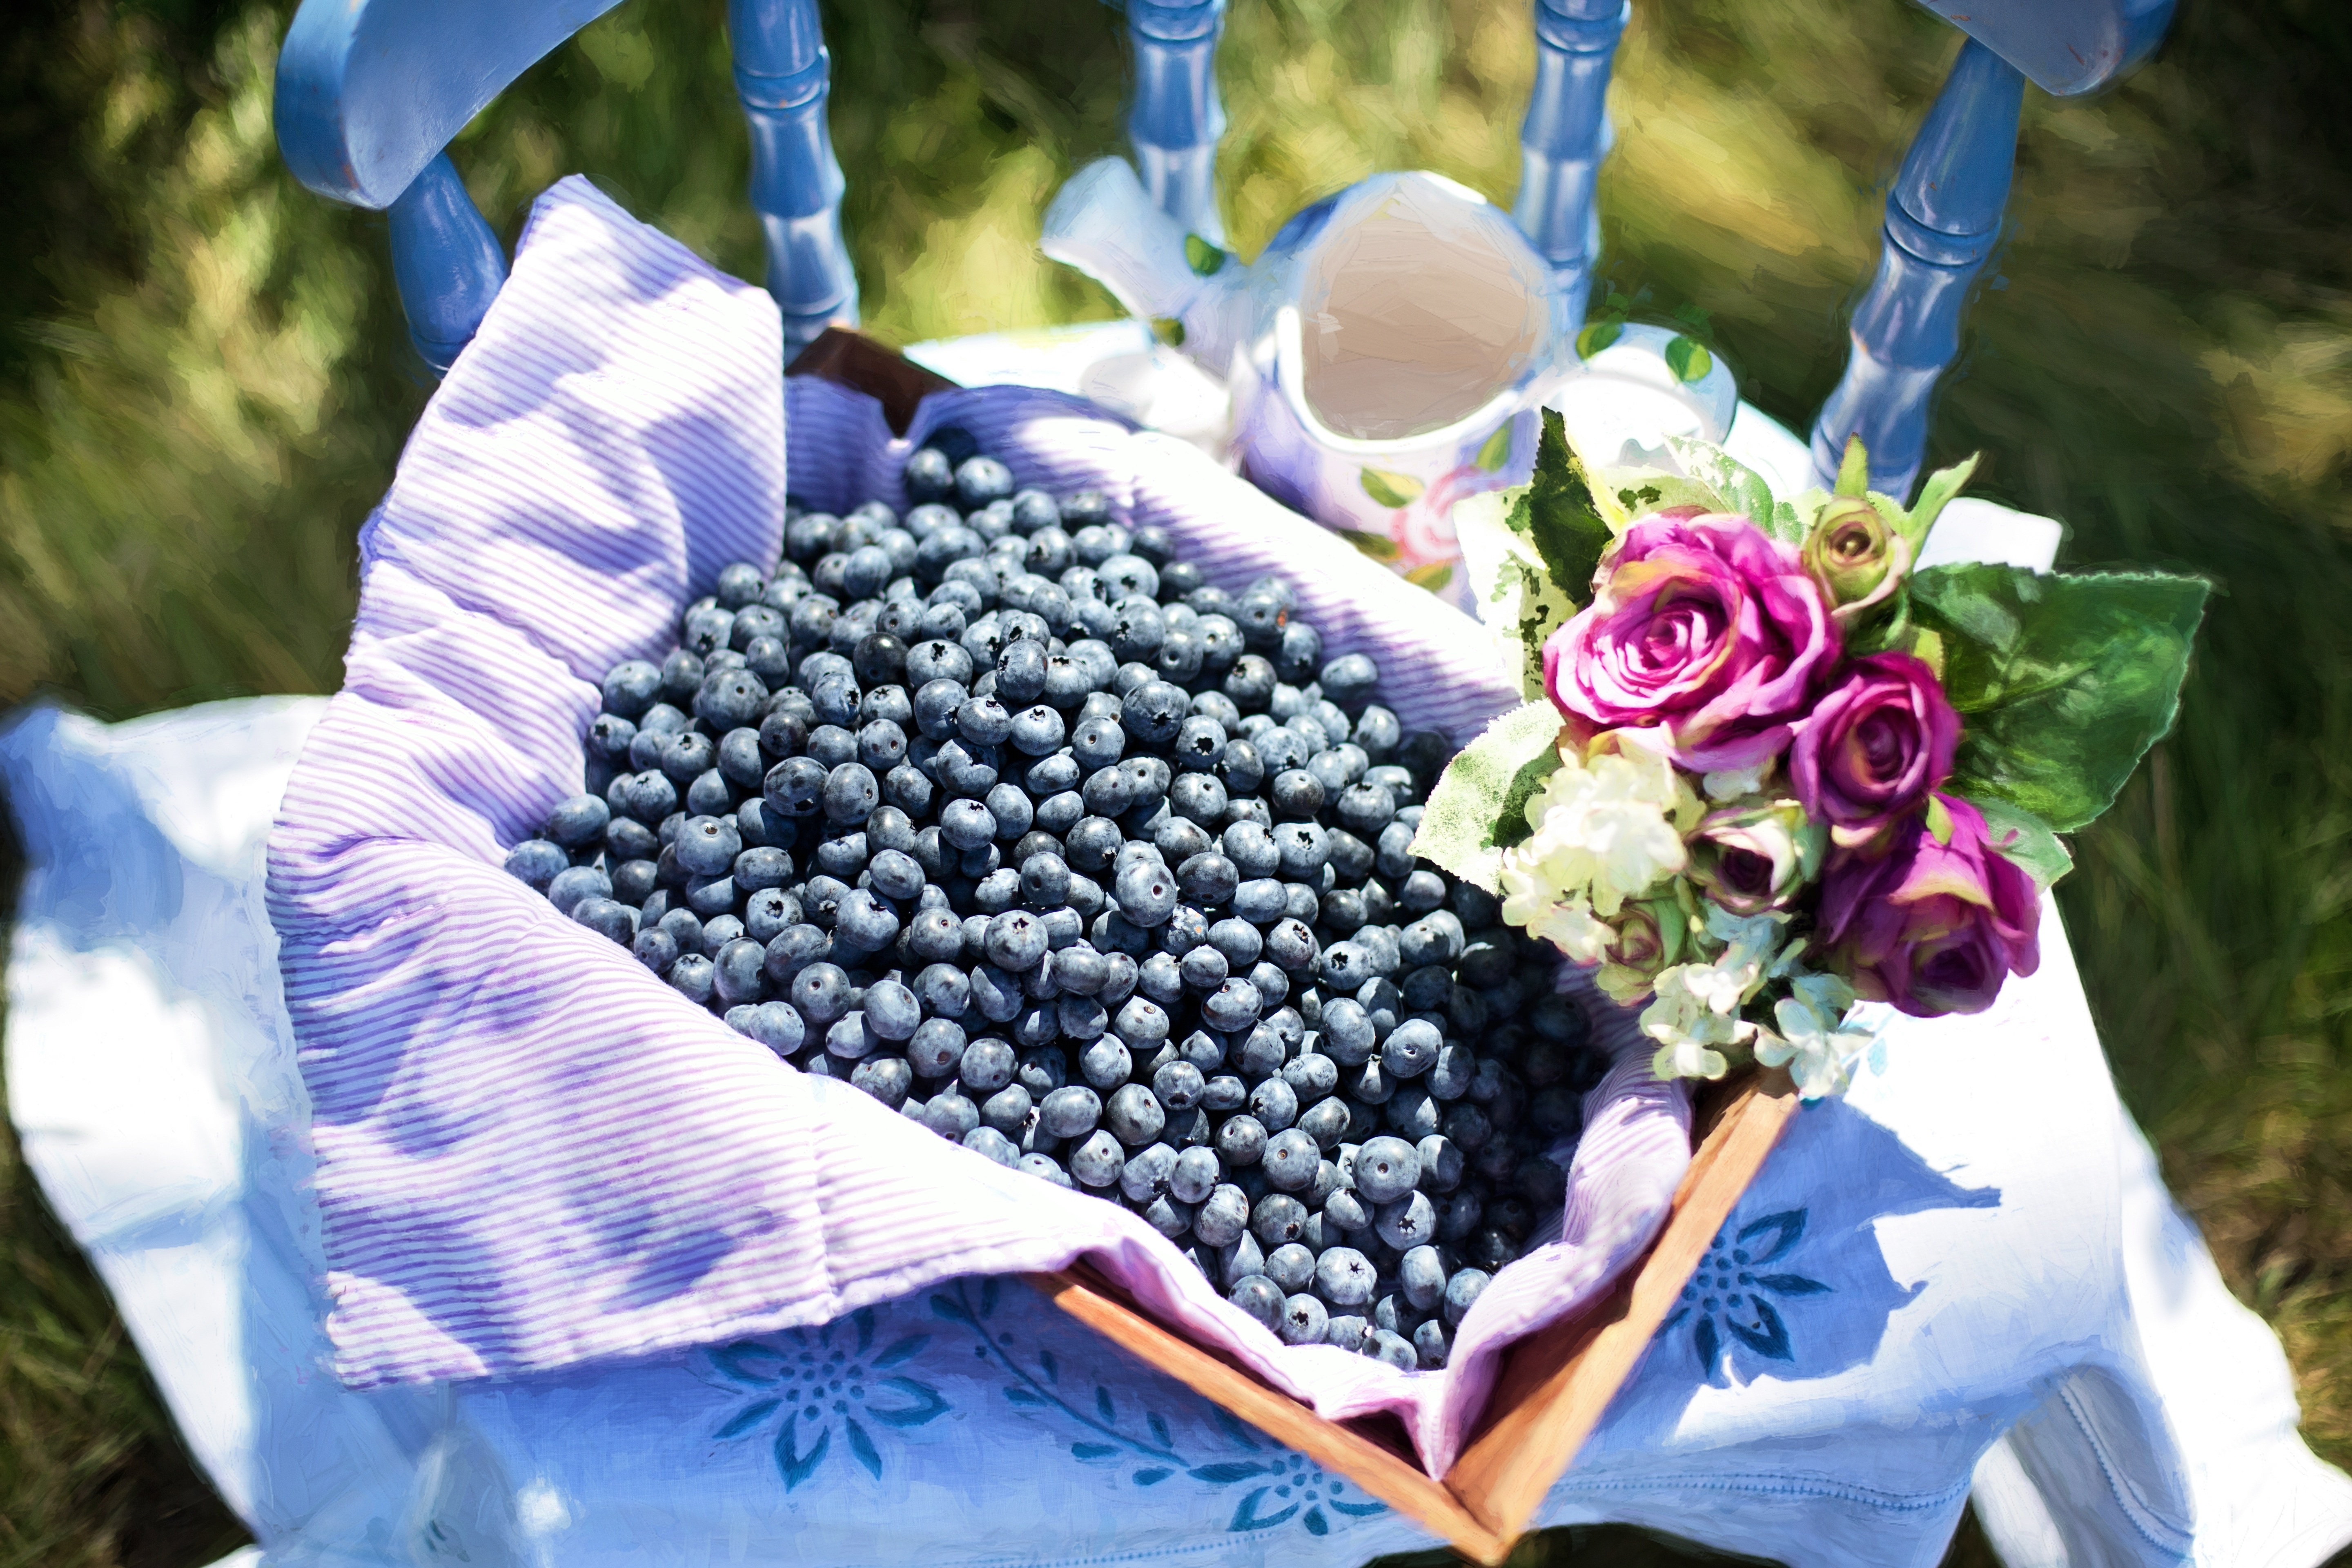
[266,177,1695,1474]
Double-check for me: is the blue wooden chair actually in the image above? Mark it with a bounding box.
[275,0,857,372]
[1102,0,2176,504]
[274,0,2172,503]
[272,0,1233,375]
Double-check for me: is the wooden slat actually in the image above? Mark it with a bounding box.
[784,326,956,433]
[1028,1267,1515,1564]
[1031,1067,1798,1562]
[1442,1066,1799,1539]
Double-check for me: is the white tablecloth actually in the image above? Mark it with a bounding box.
[6,687,2349,1568]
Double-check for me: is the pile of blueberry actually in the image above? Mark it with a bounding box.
[504,437,1601,1370]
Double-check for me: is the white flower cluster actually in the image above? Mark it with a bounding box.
[1629,906,1885,1097]
[1494,742,1700,964]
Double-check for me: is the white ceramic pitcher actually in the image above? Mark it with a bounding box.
[1042,156,1736,604]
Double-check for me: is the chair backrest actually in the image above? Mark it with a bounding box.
[275,0,856,373]
[1811,0,2174,498]
[277,0,2174,500]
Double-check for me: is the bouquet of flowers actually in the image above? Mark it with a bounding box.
[1415,415,2209,1098]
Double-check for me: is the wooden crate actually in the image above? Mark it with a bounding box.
[785,329,1801,1561]
[1029,1067,1798,1564]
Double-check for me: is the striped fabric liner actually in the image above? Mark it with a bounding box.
[266,176,1695,1474]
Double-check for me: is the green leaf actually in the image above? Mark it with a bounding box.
[1664,437,1804,546]
[1183,233,1226,276]
[1405,561,1454,592]
[1499,555,1572,699]
[1473,421,1514,472]
[1923,794,1955,845]
[1359,467,1424,508]
[1575,318,1623,359]
[1834,436,1870,498]
[1905,452,1980,546]
[1664,335,1714,383]
[1506,407,1613,606]
[1967,795,2074,890]
[1408,702,1565,891]
[1150,316,1186,348]
[1910,566,2211,831]
[1336,527,1401,562]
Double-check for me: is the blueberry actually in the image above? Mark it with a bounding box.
[1069,1129,1126,1187]
[790,962,851,1027]
[1109,858,1178,929]
[984,909,1049,971]
[1353,1135,1421,1205]
[1261,1127,1322,1192]
[601,660,662,718]
[1443,1267,1490,1327]
[1121,679,1188,744]
[633,926,680,972]
[1114,1142,1176,1204]
[545,793,612,849]
[505,838,569,891]
[570,897,636,944]
[668,952,717,1003]
[1375,1190,1437,1250]
[978,1080,1031,1135]
[958,1036,1017,1094]
[546,864,612,916]
[907,1017,969,1078]
[954,455,1013,510]
[904,447,956,502]
[1111,996,1169,1051]
[1152,1141,1217,1205]
[1216,1114,1266,1168]
[984,780,1033,841]
[1147,1056,1204,1111]
[1198,978,1260,1033]
[962,1126,1021,1168]
[1053,943,1109,997]
[1225,1274,1284,1330]
[1249,1068,1300,1125]
[1079,1036,1133,1091]
[1038,1085,1103,1140]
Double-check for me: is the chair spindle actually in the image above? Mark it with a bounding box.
[387,155,510,378]
[1809,38,2025,500]
[1126,0,1229,246]
[731,0,859,354]
[1514,0,1627,330]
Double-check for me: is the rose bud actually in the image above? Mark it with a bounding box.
[1789,653,1960,844]
[1544,512,1839,772]
[1813,794,2041,1018]
[1595,895,1691,1006]
[1685,799,1822,915]
[1802,497,1911,619]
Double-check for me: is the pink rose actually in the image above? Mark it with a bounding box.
[1789,653,1960,841]
[1543,512,1839,771]
[1815,795,2041,1018]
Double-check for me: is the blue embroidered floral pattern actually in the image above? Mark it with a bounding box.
[929,1278,1388,1537]
[704,1309,949,1488]
[1661,1208,1833,1373]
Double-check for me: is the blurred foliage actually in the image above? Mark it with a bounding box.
[1,0,2349,1561]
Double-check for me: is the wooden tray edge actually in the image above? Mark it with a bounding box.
[1442,1065,1800,1538]
[1027,1265,1515,1564]
[1028,1067,1797,1563]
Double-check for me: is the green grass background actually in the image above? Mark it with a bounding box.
[0,0,2347,1561]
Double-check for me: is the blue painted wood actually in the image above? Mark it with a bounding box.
[1910,0,2173,96]
[276,0,626,209]
[1125,0,1229,247]
[1513,0,1626,330]
[276,0,861,372]
[388,154,510,377]
[1809,39,2025,500]
[731,0,859,353]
